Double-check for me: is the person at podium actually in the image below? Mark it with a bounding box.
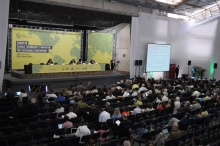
[46,58,54,65]
[69,59,76,64]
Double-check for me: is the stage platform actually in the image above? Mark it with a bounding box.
[3,71,130,92]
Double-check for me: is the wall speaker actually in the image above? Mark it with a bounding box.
[138,60,142,66]
[135,60,139,66]
[188,60,191,65]
[214,63,218,69]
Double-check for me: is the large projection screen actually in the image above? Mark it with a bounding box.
[146,44,171,72]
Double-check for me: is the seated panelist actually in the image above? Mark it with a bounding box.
[69,59,76,64]
[47,58,54,65]
[83,59,88,64]
[77,59,82,64]
[90,59,95,64]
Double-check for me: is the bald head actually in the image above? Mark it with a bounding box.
[172,122,179,131]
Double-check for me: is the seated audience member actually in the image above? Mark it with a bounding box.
[88,104,100,122]
[154,123,182,146]
[138,84,147,93]
[161,93,169,102]
[62,116,73,128]
[66,106,77,119]
[99,109,111,123]
[105,102,114,113]
[121,106,130,117]
[191,137,201,146]
[123,140,131,146]
[131,88,138,97]
[157,102,166,112]
[105,90,116,100]
[117,114,132,138]
[132,103,142,115]
[190,99,201,111]
[134,96,143,106]
[75,98,91,113]
[90,59,96,64]
[204,93,211,100]
[182,101,191,113]
[46,58,54,65]
[112,108,121,122]
[167,112,191,126]
[56,92,66,102]
[192,88,201,98]
[19,89,27,101]
[91,86,98,94]
[122,88,130,98]
[65,86,73,96]
[133,122,148,142]
[46,89,57,98]
[98,124,109,141]
[37,94,45,108]
[75,125,91,143]
[145,102,155,112]
[55,103,64,113]
[69,58,76,64]
[173,96,181,114]
[5,88,15,103]
[196,106,208,118]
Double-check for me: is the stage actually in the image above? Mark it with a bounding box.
[3,70,130,92]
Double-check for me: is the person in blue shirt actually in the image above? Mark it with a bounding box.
[56,92,66,102]
[133,122,148,141]
[112,108,121,123]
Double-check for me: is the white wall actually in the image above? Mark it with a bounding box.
[130,13,220,80]
[115,23,130,72]
[0,0,10,93]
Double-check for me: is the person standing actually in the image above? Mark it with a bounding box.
[175,65,180,79]
[110,60,115,71]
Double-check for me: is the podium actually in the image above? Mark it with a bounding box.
[169,64,176,79]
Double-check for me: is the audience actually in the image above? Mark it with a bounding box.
[1,78,220,146]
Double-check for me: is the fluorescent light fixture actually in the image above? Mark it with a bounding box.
[155,0,183,5]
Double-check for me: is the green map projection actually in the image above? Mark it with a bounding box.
[88,32,113,63]
[12,27,82,69]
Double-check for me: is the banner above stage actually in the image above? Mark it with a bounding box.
[12,27,82,69]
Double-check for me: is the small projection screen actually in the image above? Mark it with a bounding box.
[146,44,171,72]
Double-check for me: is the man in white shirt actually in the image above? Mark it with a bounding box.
[99,110,111,122]
[173,96,181,114]
[138,84,147,93]
[46,89,57,98]
[66,106,77,119]
[75,125,91,143]
[132,103,142,115]
[161,93,168,102]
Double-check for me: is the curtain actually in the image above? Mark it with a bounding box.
[0,0,10,92]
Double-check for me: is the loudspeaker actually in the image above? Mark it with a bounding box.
[138,60,142,66]
[214,63,218,69]
[188,60,191,65]
[135,60,139,66]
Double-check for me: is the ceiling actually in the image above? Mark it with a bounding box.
[9,0,220,29]
[112,0,220,21]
